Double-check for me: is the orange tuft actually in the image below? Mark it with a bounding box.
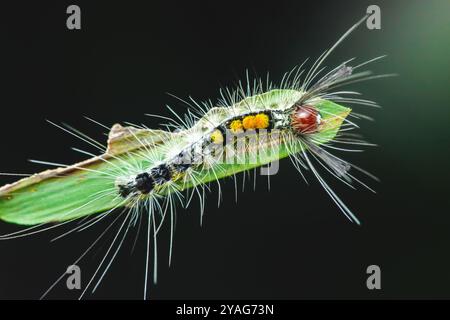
[242,115,256,130]
[254,113,269,129]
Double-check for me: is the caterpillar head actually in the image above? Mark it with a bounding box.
[291,104,322,134]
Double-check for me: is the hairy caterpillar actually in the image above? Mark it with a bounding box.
[0,15,390,299]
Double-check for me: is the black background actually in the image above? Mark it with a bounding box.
[0,0,449,299]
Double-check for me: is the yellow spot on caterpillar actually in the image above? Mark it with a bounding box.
[230,119,243,132]
[210,129,224,144]
[171,171,185,182]
[254,113,269,129]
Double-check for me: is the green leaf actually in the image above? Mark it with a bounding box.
[0,90,350,225]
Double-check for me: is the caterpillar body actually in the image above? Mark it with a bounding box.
[118,90,320,199]
[0,15,389,299]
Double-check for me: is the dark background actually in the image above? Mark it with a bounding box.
[0,0,449,299]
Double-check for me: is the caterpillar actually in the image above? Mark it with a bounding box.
[0,15,390,299]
